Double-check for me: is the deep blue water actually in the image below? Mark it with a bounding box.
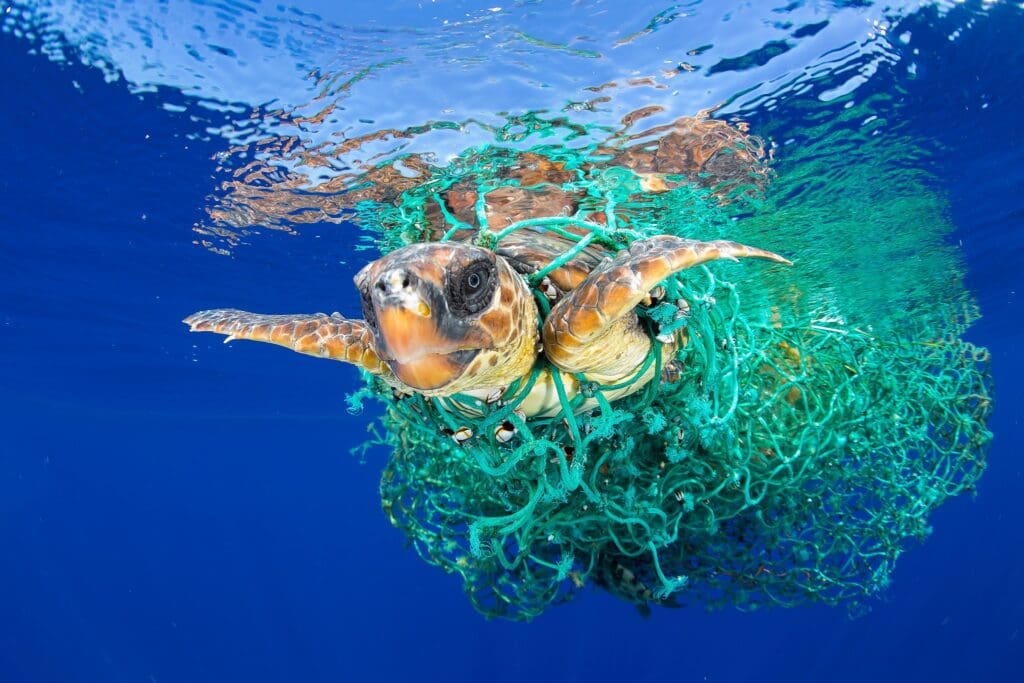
[2,1,1022,681]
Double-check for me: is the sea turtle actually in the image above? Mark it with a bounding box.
[187,116,788,418]
[185,231,788,418]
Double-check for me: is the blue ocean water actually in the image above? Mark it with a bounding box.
[1,1,1021,681]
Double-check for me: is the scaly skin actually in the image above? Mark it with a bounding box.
[543,237,792,376]
[184,310,390,376]
[186,236,789,418]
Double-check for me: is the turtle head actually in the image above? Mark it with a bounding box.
[355,242,537,395]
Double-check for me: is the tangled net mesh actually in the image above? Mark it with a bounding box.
[345,136,993,620]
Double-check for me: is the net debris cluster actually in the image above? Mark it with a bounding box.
[345,121,993,620]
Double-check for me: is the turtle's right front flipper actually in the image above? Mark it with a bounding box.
[184,309,391,376]
[542,237,790,375]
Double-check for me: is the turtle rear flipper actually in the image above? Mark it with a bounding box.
[542,236,790,375]
[184,309,390,376]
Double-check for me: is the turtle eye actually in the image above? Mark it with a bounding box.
[447,258,497,317]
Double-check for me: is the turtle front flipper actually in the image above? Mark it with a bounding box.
[542,236,790,376]
[184,309,391,376]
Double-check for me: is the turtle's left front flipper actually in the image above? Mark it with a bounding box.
[184,309,391,376]
[542,236,791,375]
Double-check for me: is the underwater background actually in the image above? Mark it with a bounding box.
[1,0,1021,681]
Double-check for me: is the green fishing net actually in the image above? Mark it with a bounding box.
[345,138,993,621]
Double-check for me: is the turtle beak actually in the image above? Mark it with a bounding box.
[366,263,489,392]
[371,268,453,363]
[375,305,449,364]
[374,299,480,392]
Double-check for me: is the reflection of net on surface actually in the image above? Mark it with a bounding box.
[346,139,992,621]
[197,109,768,251]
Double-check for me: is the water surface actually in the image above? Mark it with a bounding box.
[1,1,1022,681]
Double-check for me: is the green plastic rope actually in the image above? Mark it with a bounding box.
[349,141,992,621]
